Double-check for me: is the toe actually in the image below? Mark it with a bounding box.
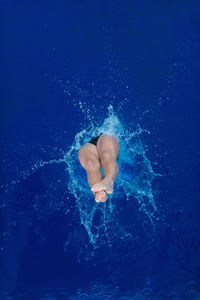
[100,191,108,202]
[105,189,113,194]
[91,186,104,193]
[91,185,99,192]
[95,191,108,202]
[100,191,105,199]
[94,192,101,202]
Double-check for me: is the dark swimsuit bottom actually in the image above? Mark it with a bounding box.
[88,133,103,146]
[88,133,119,160]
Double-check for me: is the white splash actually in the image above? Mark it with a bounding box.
[64,105,158,247]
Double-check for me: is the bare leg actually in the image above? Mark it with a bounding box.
[78,143,108,202]
[85,159,102,188]
[91,135,120,194]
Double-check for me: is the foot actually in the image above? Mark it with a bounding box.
[93,191,108,203]
[91,177,114,194]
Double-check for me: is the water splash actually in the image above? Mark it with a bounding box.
[1,102,159,251]
[65,105,158,247]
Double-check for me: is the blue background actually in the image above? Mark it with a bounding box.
[0,0,200,299]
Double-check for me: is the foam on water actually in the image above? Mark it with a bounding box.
[64,104,158,247]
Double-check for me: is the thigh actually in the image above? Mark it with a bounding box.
[97,134,120,160]
[78,143,101,169]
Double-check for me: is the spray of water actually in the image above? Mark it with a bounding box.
[64,104,158,247]
[1,75,160,251]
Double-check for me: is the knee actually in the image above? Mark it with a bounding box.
[101,151,114,163]
[84,159,101,171]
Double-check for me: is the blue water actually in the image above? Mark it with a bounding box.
[1,1,200,299]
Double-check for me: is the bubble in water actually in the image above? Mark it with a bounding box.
[110,270,121,284]
[78,294,90,300]
[140,287,153,299]
[187,280,200,290]
[167,291,179,300]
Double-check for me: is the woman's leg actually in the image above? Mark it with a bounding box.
[91,134,120,194]
[78,143,108,202]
